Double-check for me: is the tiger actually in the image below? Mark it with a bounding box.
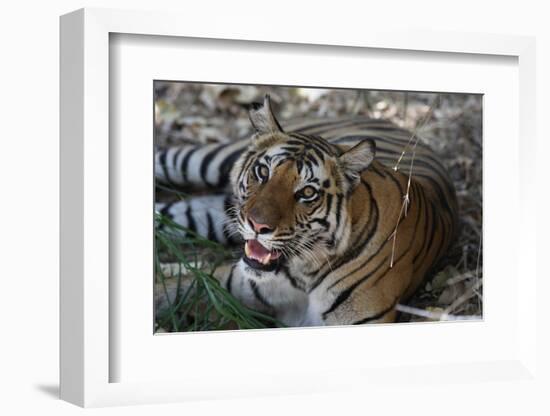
[155,95,458,326]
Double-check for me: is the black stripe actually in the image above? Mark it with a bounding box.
[164,146,184,187]
[290,132,333,153]
[352,299,398,324]
[273,153,293,164]
[222,195,240,244]
[280,146,302,153]
[375,152,451,187]
[307,197,326,217]
[285,139,308,146]
[323,176,405,292]
[334,194,344,231]
[376,155,451,192]
[324,193,333,216]
[380,145,448,176]
[295,158,303,173]
[431,213,447,266]
[296,119,380,137]
[322,256,389,318]
[303,160,314,180]
[180,146,198,186]
[159,202,172,217]
[369,163,386,178]
[248,279,273,310]
[413,173,452,214]
[281,266,303,291]
[315,124,404,141]
[288,133,330,159]
[200,144,228,187]
[369,184,423,288]
[347,180,379,252]
[333,133,431,154]
[222,224,237,244]
[412,182,430,267]
[309,145,326,162]
[171,146,184,172]
[310,136,335,154]
[274,230,295,239]
[418,200,438,267]
[290,117,356,134]
[386,168,405,197]
[158,149,177,187]
[289,140,327,162]
[237,149,261,188]
[185,205,196,233]
[226,265,236,294]
[206,211,217,242]
[309,182,378,293]
[223,194,234,214]
[310,218,330,229]
[305,153,320,167]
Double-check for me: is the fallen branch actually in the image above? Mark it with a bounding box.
[445,270,476,286]
[443,279,483,315]
[396,303,481,321]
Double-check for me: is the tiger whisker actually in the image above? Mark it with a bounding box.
[301,232,335,269]
[284,241,311,265]
[289,238,323,270]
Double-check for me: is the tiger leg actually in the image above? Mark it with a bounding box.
[156,194,240,245]
[155,261,292,325]
[157,258,310,327]
[319,261,413,326]
[219,261,309,325]
[155,139,248,190]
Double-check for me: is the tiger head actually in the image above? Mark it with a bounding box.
[230,95,375,272]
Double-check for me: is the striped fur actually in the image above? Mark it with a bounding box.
[156,96,458,326]
[156,194,239,245]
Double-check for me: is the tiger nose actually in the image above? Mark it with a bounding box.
[248,217,274,234]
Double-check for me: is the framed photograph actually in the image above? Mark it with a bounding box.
[152,82,483,332]
[60,8,538,408]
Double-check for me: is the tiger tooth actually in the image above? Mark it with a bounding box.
[262,253,272,265]
[245,242,251,257]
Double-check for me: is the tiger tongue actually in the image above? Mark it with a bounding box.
[245,239,279,265]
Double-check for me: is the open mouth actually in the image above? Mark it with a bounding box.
[243,239,282,271]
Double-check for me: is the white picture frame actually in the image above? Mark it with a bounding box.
[60,7,539,408]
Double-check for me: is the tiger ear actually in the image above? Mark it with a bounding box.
[339,139,376,180]
[248,94,284,135]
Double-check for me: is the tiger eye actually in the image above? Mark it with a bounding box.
[302,186,315,197]
[297,186,318,202]
[259,165,269,178]
[255,164,269,182]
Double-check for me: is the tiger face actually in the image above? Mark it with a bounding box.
[230,95,375,272]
